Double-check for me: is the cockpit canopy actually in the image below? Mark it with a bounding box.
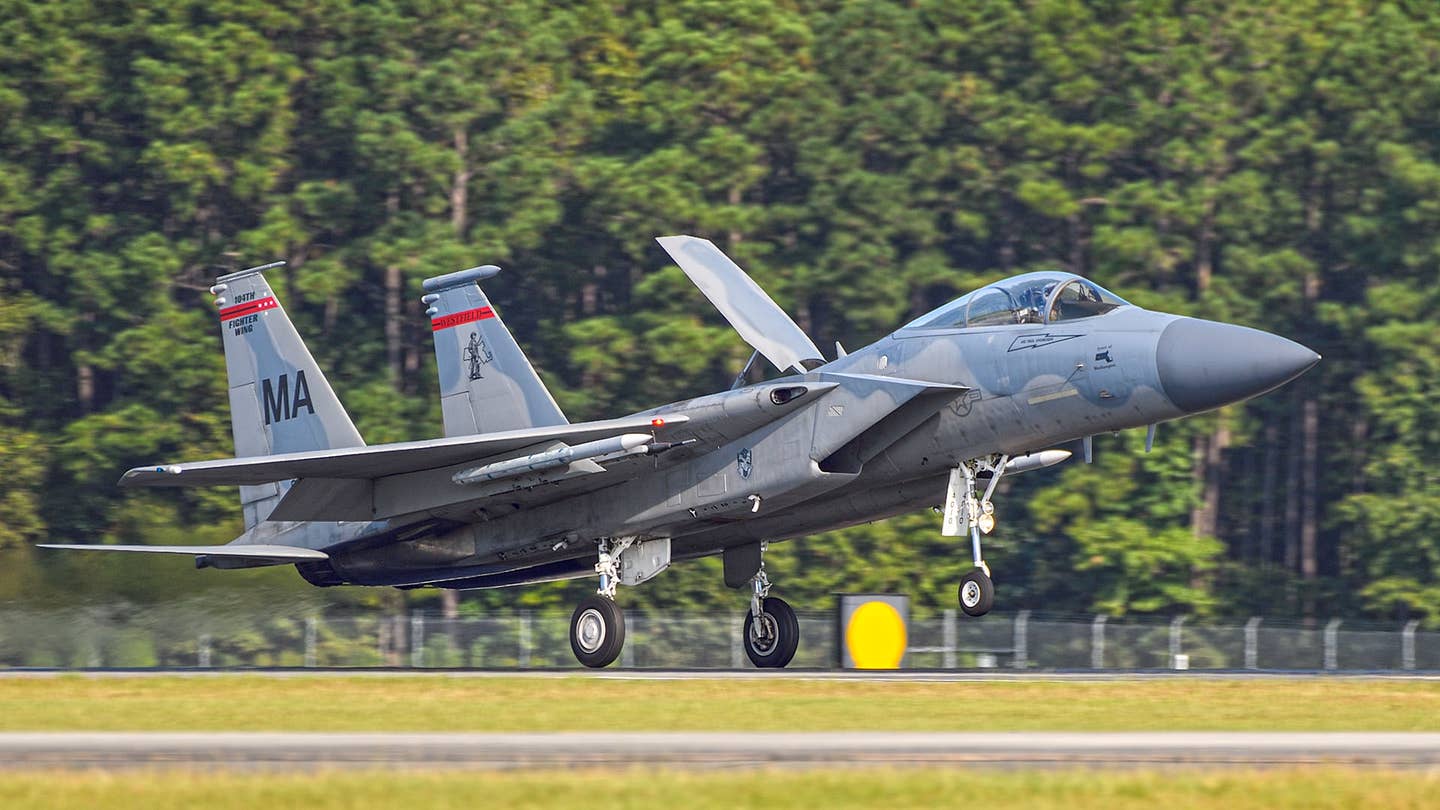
[903,272,1129,330]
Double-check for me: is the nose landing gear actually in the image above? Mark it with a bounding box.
[944,456,1007,617]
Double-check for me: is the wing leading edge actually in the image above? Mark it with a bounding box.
[120,414,690,488]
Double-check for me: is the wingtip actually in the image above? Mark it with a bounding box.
[118,464,182,487]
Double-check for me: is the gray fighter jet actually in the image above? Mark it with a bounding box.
[41,237,1319,668]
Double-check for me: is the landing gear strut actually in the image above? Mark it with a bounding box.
[944,456,1007,617]
[741,543,799,668]
[569,537,634,668]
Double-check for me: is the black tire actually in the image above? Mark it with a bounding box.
[570,594,626,668]
[958,569,995,617]
[743,596,800,668]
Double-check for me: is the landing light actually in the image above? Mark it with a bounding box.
[978,513,996,534]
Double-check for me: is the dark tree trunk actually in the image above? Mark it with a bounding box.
[1298,270,1321,620]
[1260,423,1279,565]
[1191,418,1229,539]
[1300,395,1319,581]
[1284,397,1301,576]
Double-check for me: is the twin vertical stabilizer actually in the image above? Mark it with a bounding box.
[208,260,566,530]
[212,263,365,527]
[422,266,568,437]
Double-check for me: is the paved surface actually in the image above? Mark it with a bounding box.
[1,668,1438,681]
[0,732,1437,770]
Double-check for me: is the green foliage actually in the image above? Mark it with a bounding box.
[0,0,1434,626]
[1019,429,1223,616]
[1335,283,1440,625]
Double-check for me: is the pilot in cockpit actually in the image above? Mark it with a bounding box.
[1046,284,1064,322]
[1015,282,1054,324]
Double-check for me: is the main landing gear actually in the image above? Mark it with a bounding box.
[570,592,626,669]
[943,456,1007,617]
[568,536,800,669]
[569,537,634,668]
[568,536,673,668]
[742,550,799,668]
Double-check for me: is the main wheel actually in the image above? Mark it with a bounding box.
[743,596,800,668]
[570,594,626,668]
[958,569,995,617]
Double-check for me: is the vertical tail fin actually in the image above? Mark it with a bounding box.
[210,262,365,527]
[422,265,567,437]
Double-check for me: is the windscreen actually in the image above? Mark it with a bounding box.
[905,272,1128,330]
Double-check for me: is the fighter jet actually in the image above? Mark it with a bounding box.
[41,237,1320,668]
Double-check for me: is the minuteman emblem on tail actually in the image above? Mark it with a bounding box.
[464,332,492,381]
[422,265,568,437]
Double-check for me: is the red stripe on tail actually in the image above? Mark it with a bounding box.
[218,297,278,321]
[431,306,495,331]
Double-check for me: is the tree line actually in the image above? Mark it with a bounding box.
[1,0,1437,625]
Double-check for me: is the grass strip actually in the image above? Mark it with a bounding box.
[0,675,1434,731]
[0,767,1435,810]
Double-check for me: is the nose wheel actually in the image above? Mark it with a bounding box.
[958,570,995,617]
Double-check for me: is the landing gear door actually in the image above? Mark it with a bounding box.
[619,538,671,586]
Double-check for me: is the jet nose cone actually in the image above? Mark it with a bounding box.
[1156,318,1320,414]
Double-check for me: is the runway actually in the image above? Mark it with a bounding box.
[1,668,1437,681]
[1,731,1437,770]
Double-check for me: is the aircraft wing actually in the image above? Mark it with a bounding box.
[119,414,689,488]
[35,544,328,561]
[657,235,824,374]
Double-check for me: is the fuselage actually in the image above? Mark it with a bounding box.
[298,282,1318,590]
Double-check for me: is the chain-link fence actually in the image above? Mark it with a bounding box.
[0,606,1433,670]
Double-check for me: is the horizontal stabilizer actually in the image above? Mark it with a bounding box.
[120,413,689,488]
[37,544,328,561]
[657,235,823,374]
